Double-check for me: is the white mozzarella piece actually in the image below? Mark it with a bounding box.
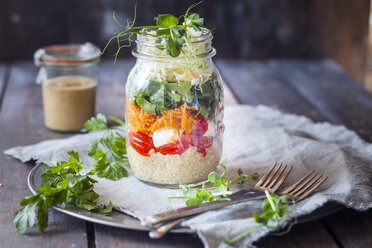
[152,128,179,148]
[204,121,215,137]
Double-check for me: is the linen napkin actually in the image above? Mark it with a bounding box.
[5,105,372,248]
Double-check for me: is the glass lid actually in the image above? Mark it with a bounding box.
[34,43,101,66]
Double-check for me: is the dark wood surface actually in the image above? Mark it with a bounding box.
[1,58,372,247]
[1,0,370,83]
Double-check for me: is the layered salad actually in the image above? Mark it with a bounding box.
[125,57,223,185]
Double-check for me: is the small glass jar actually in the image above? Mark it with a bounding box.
[125,29,224,186]
[34,43,101,132]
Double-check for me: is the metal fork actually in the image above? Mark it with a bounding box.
[147,167,328,239]
[143,162,292,233]
[281,170,328,201]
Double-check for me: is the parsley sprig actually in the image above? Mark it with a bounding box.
[84,114,129,181]
[103,1,210,61]
[13,151,112,234]
[169,164,259,206]
[226,190,292,244]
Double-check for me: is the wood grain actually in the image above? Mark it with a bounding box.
[280,61,372,248]
[322,209,372,248]
[271,59,372,248]
[95,226,203,248]
[307,0,370,83]
[1,0,370,84]
[216,59,342,248]
[0,64,8,110]
[3,59,372,247]
[0,62,88,247]
[272,59,372,142]
[255,221,339,248]
[216,59,326,122]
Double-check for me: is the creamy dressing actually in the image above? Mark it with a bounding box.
[42,75,96,131]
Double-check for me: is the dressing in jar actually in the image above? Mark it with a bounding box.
[34,43,101,131]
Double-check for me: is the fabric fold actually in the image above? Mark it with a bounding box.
[5,105,372,247]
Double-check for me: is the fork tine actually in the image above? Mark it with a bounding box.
[281,170,314,194]
[297,176,328,201]
[293,174,323,197]
[291,172,318,195]
[270,165,293,192]
[262,163,283,187]
[255,162,278,186]
[267,164,287,189]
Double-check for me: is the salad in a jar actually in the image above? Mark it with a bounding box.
[108,3,224,186]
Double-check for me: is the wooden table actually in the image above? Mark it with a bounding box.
[1,59,372,247]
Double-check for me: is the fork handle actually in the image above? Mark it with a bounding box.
[142,189,264,227]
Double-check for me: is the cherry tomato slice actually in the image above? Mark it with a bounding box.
[181,133,213,156]
[128,132,154,148]
[197,147,207,157]
[128,132,154,156]
[199,136,213,149]
[191,116,208,136]
[129,140,152,156]
[156,141,190,155]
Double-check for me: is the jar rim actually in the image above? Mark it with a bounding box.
[34,43,101,66]
[134,28,215,59]
[136,27,212,44]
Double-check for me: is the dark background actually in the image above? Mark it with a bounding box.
[0,0,370,82]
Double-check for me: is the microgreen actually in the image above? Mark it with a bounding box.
[103,1,211,61]
[169,164,259,206]
[13,151,112,233]
[225,190,293,245]
[84,114,129,181]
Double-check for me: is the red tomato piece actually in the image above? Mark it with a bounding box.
[128,132,155,157]
[197,147,207,157]
[200,136,213,149]
[181,132,213,156]
[191,116,208,136]
[156,141,189,155]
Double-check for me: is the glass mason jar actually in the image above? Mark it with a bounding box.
[125,29,224,186]
[34,43,101,132]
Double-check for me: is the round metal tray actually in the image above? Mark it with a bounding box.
[28,163,342,233]
[27,163,191,233]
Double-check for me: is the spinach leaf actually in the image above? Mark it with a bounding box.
[131,74,221,119]
[192,74,221,118]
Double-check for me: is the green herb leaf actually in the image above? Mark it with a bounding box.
[169,164,259,206]
[91,151,128,181]
[104,2,209,59]
[41,173,64,187]
[109,115,126,126]
[84,114,129,181]
[13,195,40,233]
[156,28,171,36]
[226,190,293,244]
[94,202,113,215]
[166,38,181,57]
[156,14,179,28]
[188,13,204,26]
[13,151,113,233]
[84,114,108,132]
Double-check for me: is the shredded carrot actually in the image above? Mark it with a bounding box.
[126,100,199,135]
[185,70,191,80]
[126,100,158,136]
[189,69,196,77]
[151,103,197,134]
[185,69,196,80]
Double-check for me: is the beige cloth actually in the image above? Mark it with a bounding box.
[5,105,372,248]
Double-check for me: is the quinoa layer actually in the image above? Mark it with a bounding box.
[128,142,222,185]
